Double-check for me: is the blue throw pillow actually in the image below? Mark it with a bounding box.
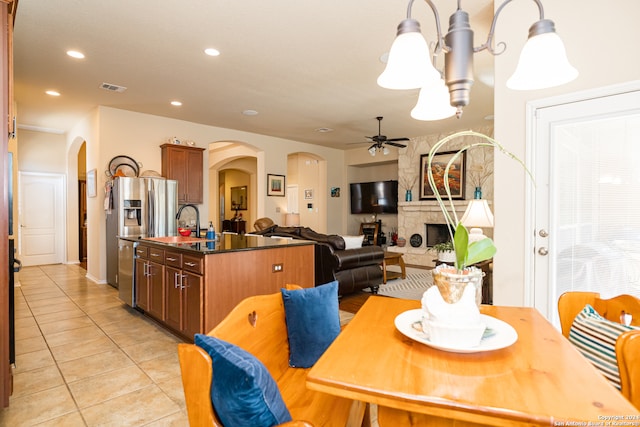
[194,334,292,427]
[281,281,341,368]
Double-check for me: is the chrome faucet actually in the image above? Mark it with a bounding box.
[176,204,201,237]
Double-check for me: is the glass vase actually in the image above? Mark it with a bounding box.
[432,264,483,307]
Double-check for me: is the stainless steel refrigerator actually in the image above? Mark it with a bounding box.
[106,177,178,305]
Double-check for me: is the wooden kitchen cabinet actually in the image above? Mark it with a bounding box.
[164,250,204,338]
[135,245,165,320]
[160,144,204,204]
[134,240,313,340]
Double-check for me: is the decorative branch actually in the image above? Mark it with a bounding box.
[466,148,493,189]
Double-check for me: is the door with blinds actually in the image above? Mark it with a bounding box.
[531,84,640,327]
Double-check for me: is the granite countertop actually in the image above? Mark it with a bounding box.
[119,233,314,255]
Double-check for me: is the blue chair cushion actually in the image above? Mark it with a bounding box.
[194,334,292,427]
[281,280,341,368]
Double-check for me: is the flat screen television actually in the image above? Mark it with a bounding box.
[350,180,398,214]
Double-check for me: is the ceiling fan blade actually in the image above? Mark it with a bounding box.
[387,137,410,142]
[368,143,378,151]
[385,141,407,148]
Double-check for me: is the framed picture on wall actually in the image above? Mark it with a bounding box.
[419,151,466,200]
[267,174,286,197]
[304,189,313,199]
[87,169,97,198]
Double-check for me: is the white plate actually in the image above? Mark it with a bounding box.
[394,309,518,353]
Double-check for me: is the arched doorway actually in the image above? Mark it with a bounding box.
[208,142,260,232]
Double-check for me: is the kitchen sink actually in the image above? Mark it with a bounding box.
[143,236,213,244]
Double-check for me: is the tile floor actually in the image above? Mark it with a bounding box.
[0,264,189,426]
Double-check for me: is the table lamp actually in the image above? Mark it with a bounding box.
[460,187,494,243]
[285,213,300,226]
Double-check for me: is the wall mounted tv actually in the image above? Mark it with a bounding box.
[350,180,398,214]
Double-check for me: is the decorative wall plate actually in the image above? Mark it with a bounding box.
[410,233,422,247]
[108,155,139,177]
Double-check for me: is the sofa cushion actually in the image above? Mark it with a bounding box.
[298,227,345,250]
[194,334,292,427]
[569,304,640,390]
[281,281,341,368]
[341,235,364,250]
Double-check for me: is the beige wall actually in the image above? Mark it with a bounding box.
[19,129,66,173]
[287,153,325,231]
[65,107,345,282]
[493,0,640,305]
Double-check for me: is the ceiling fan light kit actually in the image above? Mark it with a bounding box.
[378,0,578,121]
[366,116,409,156]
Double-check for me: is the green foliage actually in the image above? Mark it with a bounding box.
[430,240,454,253]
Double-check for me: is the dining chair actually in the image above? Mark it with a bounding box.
[557,291,640,338]
[557,291,640,410]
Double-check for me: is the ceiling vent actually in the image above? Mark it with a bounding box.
[99,82,127,93]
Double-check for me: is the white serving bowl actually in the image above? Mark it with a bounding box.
[425,319,486,348]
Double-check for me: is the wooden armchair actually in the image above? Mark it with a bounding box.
[178,284,365,426]
[557,291,640,338]
[558,291,640,410]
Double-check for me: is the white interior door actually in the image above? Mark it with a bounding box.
[19,172,65,266]
[530,84,640,327]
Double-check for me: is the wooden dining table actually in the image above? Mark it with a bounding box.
[307,296,640,426]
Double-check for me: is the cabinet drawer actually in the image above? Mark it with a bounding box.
[182,254,203,275]
[135,245,149,259]
[164,251,182,268]
[149,247,164,262]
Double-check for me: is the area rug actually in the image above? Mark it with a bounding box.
[373,271,434,301]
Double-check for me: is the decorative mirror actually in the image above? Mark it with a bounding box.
[230,186,247,210]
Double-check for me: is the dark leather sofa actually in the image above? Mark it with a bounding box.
[253,225,384,296]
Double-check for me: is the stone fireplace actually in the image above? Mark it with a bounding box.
[387,126,494,268]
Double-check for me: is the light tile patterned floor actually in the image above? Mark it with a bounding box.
[0,264,189,426]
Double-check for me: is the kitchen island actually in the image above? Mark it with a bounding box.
[124,233,315,340]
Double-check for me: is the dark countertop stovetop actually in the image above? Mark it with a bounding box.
[118,233,314,255]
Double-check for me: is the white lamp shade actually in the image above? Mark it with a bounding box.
[411,79,457,121]
[285,213,300,226]
[377,29,440,90]
[461,199,494,228]
[507,32,578,90]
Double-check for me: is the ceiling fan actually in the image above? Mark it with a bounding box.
[366,116,409,155]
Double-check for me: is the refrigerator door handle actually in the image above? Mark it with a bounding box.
[147,181,155,237]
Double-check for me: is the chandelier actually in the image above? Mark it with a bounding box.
[377,0,578,120]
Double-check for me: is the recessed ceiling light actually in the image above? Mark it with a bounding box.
[315,127,333,133]
[45,90,60,96]
[204,48,220,57]
[242,109,258,116]
[171,101,182,106]
[66,50,85,59]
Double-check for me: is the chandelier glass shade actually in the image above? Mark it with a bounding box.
[378,0,578,120]
[411,78,457,121]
